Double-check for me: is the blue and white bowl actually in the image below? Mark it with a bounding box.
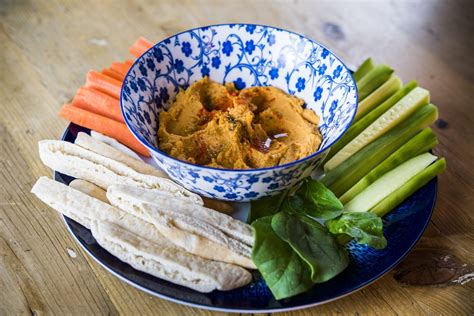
[121,24,358,201]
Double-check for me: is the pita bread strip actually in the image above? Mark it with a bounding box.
[38,140,202,204]
[90,130,143,161]
[146,210,255,269]
[91,220,252,292]
[106,186,252,257]
[32,177,173,246]
[202,197,235,214]
[108,184,254,246]
[76,132,168,178]
[69,179,109,203]
[106,189,255,269]
[32,177,94,228]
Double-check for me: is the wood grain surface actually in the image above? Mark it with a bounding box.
[0,0,473,315]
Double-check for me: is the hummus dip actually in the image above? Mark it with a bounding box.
[158,77,322,169]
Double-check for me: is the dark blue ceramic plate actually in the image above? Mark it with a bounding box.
[55,123,437,313]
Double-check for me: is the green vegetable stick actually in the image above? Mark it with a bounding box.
[344,153,438,213]
[336,158,446,246]
[354,76,402,122]
[370,158,446,217]
[353,58,375,82]
[325,87,430,171]
[357,64,394,101]
[339,128,438,204]
[324,81,418,162]
[321,103,438,196]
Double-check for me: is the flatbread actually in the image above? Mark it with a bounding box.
[32,177,165,243]
[90,130,143,161]
[201,197,235,214]
[76,132,168,178]
[31,177,252,292]
[91,220,252,292]
[108,184,254,246]
[69,179,109,203]
[38,140,202,204]
[107,185,256,269]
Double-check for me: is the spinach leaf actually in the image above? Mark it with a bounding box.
[251,216,314,299]
[271,212,349,283]
[280,193,305,214]
[291,178,344,220]
[326,212,387,249]
[247,192,285,223]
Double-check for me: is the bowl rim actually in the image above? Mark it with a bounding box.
[120,23,358,173]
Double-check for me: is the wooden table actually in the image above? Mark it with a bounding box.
[1,0,473,314]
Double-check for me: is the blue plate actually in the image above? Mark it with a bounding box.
[55,123,437,313]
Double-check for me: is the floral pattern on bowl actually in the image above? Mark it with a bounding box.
[121,24,357,201]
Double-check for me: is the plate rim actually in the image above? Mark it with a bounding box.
[56,123,438,313]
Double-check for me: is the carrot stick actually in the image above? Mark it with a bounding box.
[129,37,153,58]
[124,59,134,66]
[102,68,124,81]
[72,87,124,123]
[85,70,122,99]
[59,103,149,157]
[111,62,131,78]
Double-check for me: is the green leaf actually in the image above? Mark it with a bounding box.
[251,216,314,299]
[326,212,387,249]
[247,193,285,223]
[279,193,304,213]
[290,179,343,220]
[271,212,349,283]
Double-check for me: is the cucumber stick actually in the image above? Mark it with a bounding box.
[353,58,375,82]
[354,76,402,121]
[325,87,430,171]
[357,64,394,101]
[324,81,418,162]
[321,103,438,196]
[339,128,438,204]
[337,158,445,244]
[370,158,446,217]
[344,153,438,213]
